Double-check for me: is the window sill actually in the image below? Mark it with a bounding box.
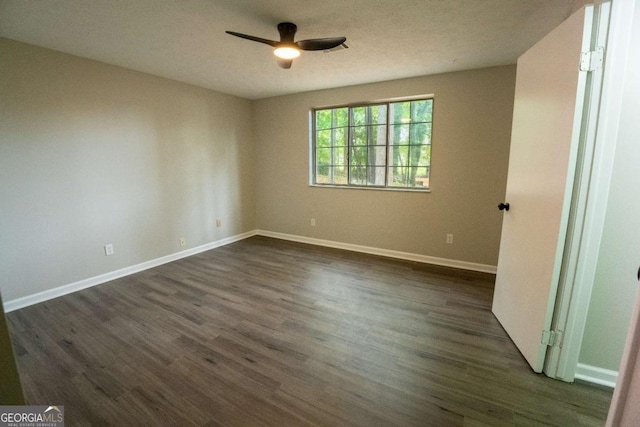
[309,184,430,193]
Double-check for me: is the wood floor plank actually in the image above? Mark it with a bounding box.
[6,236,612,425]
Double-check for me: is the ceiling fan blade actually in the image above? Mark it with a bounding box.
[225,31,278,47]
[276,58,293,69]
[296,37,347,51]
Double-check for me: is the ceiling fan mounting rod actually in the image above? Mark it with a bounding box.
[277,22,297,44]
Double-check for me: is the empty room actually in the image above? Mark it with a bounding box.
[1,0,639,425]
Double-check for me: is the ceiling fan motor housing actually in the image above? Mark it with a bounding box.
[277,22,298,44]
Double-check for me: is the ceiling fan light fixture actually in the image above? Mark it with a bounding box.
[274,45,300,59]
[226,23,346,69]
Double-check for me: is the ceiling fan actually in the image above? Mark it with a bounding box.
[225,22,347,69]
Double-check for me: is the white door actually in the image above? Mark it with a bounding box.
[491,6,593,373]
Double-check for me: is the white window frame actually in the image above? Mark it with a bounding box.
[310,96,434,191]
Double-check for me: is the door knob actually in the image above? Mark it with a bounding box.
[498,202,510,211]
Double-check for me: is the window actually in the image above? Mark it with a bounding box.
[312,98,433,190]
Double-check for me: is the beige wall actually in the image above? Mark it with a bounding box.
[0,38,256,302]
[253,66,516,267]
[1,38,514,305]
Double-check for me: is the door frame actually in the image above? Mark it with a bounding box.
[542,0,611,381]
[554,0,640,387]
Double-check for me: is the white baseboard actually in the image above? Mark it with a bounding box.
[574,363,617,388]
[255,230,497,274]
[4,229,496,313]
[3,230,257,313]
[5,228,617,390]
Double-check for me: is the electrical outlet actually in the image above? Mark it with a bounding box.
[104,244,114,256]
[180,237,186,247]
[216,219,222,227]
[311,218,316,227]
[446,234,454,244]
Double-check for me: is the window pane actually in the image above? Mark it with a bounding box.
[334,108,348,127]
[315,169,331,184]
[389,124,410,145]
[351,107,366,126]
[316,163,334,184]
[317,147,347,166]
[349,164,367,185]
[316,161,350,185]
[317,157,332,184]
[349,146,387,167]
[410,123,431,144]
[390,101,411,124]
[316,110,332,130]
[334,127,347,147]
[416,177,429,188]
[334,166,348,184]
[388,167,427,188]
[413,166,430,188]
[348,166,385,186]
[370,124,387,145]
[352,125,388,146]
[316,148,331,167]
[333,147,347,166]
[316,129,331,148]
[372,145,387,166]
[389,145,409,167]
[408,145,426,168]
[352,126,367,146]
[350,146,367,166]
[419,145,431,167]
[369,166,386,186]
[368,105,387,125]
[416,166,430,177]
[411,99,433,122]
[317,166,348,185]
[388,166,409,187]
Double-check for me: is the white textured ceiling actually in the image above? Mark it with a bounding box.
[0,0,583,100]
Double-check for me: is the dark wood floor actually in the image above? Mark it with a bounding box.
[6,236,612,426]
